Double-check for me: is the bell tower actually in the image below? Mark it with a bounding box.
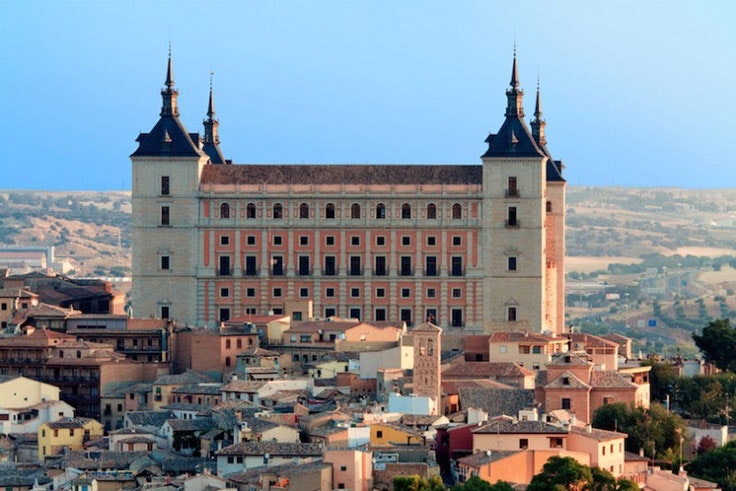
[412,322,442,415]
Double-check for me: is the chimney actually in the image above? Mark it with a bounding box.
[586,424,592,433]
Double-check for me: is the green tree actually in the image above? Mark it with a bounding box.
[688,440,736,491]
[451,476,513,491]
[592,403,685,458]
[527,456,593,491]
[640,359,677,404]
[393,475,444,491]
[693,319,736,372]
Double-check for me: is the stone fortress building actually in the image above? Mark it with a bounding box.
[131,51,566,333]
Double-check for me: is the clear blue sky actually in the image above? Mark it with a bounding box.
[2,0,735,190]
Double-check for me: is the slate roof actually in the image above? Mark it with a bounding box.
[473,418,567,435]
[217,441,323,457]
[225,461,332,483]
[458,388,535,417]
[400,414,445,426]
[0,288,36,298]
[171,383,223,395]
[161,403,210,412]
[442,379,514,395]
[547,351,593,367]
[238,347,280,357]
[482,117,545,159]
[126,411,176,428]
[442,362,533,379]
[165,417,217,432]
[488,331,561,343]
[154,370,214,386]
[46,417,95,429]
[201,164,483,186]
[590,371,638,389]
[59,450,148,470]
[238,415,280,434]
[132,115,205,158]
[221,380,266,393]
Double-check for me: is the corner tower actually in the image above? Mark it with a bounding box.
[202,74,227,164]
[481,50,565,335]
[130,50,208,324]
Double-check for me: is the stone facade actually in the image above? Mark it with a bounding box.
[131,54,566,334]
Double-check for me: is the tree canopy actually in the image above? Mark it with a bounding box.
[692,319,736,372]
[592,402,684,458]
[688,440,736,491]
[526,456,637,491]
[393,475,444,491]
[451,476,513,491]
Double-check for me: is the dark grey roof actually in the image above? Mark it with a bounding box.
[458,388,535,417]
[132,113,205,158]
[154,370,215,386]
[217,441,323,457]
[126,411,176,428]
[200,164,483,186]
[473,418,567,435]
[482,117,545,159]
[171,383,223,395]
[165,417,217,432]
[202,141,226,165]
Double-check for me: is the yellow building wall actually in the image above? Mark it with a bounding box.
[38,419,104,460]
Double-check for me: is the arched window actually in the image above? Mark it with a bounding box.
[220,203,230,219]
[401,203,411,219]
[376,203,386,219]
[273,203,283,219]
[59,351,64,358]
[246,203,256,219]
[452,203,462,219]
[299,203,309,219]
[351,203,361,219]
[427,203,437,219]
[546,201,552,213]
[326,203,336,219]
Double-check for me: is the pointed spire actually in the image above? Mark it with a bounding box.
[207,71,216,119]
[531,77,547,146]
[510,43,520,89]
[160,46,179,117]
[203,71,226,164]
[505,46,524,118]
[165,43,174,89]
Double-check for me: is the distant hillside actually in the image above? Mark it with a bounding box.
[1,187,735,276]
[0,190,131,276]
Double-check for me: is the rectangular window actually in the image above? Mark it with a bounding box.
[246,288,256,297]
[451,308,463,327]
[519,438,528,449]
[376,288,385,298]
[374,256,387,276]
[220,235,230,246]
[1,303,6,311]
[325,307,336,318]
[507,207,518,227]
[160,206,170,226]
[325,288,335,298]
[376,236,386,246]
[299,236,309,246]
[401,288,411,298]
[325,235,335,246]
[426,288,436,298]
[427,236,436,246]
[219,308,230,322]
[349,308,361,320]
[271,256,284,276]
[375,308,387,321]
[351,288,360,298]
[400,256,412,276]
[220,288,229,298]
[425,256,437,276]
[400,308,412,327]
[298,256,310,276]
[299,287,309,298]
[351,236,360,246]
[161,306,170,319]
[451,256,463,276]
[562,398,571,410]
[507,176,518,197]
[219,256,231,276]
[245,256,257,276]
[452,236,462,246]
[273,288,282,298]
[324,256,336,276]
[401,236,411,246]
[160,256,170,270]
[246,235,256,245]
[452,288,462,298]
[426,308,437,324]
[508,256,517,271]
[507,307,517,322]
[161,176,170,195]
[273,235,282,245]
[350,256,362,276]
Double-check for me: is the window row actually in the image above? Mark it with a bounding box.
[214,202,464,220]
[222,234,466,248]
[215,254,467,277]
[226,285,469,300]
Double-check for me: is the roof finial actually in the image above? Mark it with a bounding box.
[207,71,215,118]
[534,74,542,120]
[510,43,520,89]
[165,43,174,89]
